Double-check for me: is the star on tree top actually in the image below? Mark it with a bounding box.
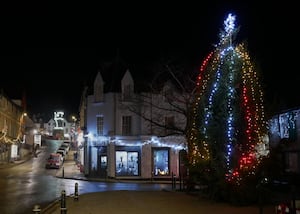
[224,13,236,34]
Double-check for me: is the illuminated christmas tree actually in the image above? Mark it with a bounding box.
[188,13,269,188]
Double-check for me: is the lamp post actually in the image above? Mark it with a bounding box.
[71,116,79,166]
[71,116,77,143]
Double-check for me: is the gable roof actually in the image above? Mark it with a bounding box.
[97,57,129,93]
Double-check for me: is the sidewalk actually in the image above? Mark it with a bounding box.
[0,152,34,169]
[55,150,87,181]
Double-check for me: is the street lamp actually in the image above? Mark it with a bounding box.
[71,116,77,122]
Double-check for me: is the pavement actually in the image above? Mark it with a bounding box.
[54,150,87,181]
[2,149,278,214]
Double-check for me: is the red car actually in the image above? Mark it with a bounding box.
[45,153,63,169]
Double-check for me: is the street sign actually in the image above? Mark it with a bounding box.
[34,134,41,146]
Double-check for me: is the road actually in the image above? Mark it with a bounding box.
[0,140,170,214]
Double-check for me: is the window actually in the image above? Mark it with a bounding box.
[153,148,169,176]
[165,116,174,135]
[285,152,298,173]
[123,84,132,101]
[101,156,107,169]
[97,116,104,136]
[115,151,139,176]
[0,114,2,130]
[94,82,103,102]
[122,116,132,135]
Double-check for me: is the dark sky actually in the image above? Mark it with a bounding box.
[1,2,298,120]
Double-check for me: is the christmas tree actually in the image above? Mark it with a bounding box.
[187,13,269,191]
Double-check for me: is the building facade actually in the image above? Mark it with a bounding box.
[0,91,27,163]
[44,111,75,140]
[268,108,300,174]
[81,69,187,180]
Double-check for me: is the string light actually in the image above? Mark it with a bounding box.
[189,13,269,184]
[0,112,26,144]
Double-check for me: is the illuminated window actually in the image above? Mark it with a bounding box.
[279,111,296,140]
[97,116,104,136]
[153,148,169,176]
[101,156,107,168]
[122,116,132,135]
[115,151,139,176]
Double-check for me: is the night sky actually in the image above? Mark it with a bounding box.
[1,2,298,120]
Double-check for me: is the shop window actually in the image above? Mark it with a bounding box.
[153,148,169,176]
[115,151,139,176]
[101,156,107,169]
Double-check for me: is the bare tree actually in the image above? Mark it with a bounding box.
[121,58,198,139]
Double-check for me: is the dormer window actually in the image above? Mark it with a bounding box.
[165,116,174,135]
[94,72,104,103]
[121,69,134,102]
[123,84,132,101]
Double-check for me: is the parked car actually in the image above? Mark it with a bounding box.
[45,153,63,169]
[59,143,70,153]
[56,149,66,161]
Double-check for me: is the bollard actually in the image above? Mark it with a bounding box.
[32,204,41,214]
[171,172,176,190]
[74,182,79,201]
[60,190,67,214]
[173,173,176,190]
[62,166,64,178]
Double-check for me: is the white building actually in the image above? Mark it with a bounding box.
[44,111,75,140]
[82,66,188,180]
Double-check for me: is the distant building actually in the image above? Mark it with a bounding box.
[0,91,31,162]
[44,111,75,140]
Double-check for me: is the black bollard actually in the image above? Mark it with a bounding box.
[179,174,182,191]
[32,204,41,214]
[171,172,176,190]
[173,173,176,190]
[60,190,67,214]
[62,166,64,178]
[171,172,174,190]
[74,182,79,201]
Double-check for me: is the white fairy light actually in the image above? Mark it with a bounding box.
[224,13,236,34]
